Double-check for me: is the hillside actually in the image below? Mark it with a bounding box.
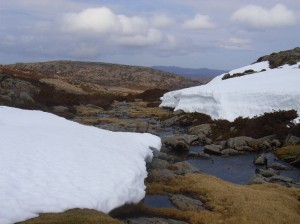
[0,61,202,116]
[152,66,227,80]
[1,61,202,94]
[160,48,300,121]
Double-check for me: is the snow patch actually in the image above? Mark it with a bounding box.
[160,62,300,121]
[0,106,161,224]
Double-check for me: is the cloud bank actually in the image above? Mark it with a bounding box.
[231,4,296,29]
[183,14,216,29]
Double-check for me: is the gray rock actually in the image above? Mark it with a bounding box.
[269,175,296,183]
[19,91,34,102]
[268,162,290,170]
[256,168,279,178]
[188,124,212,137]
[253,154,267,165]
[222,148,241,156]
[189,152,211,159]
[204,144,224,155]
[162,134,199,151]
[170,194,205,211]
[227,136,253,149]
[126,217,188,224]
[161,115,185,127]
[235,146,255,152]
[284,135,300,146]
[249,174,269,185]
[169,161,199,175]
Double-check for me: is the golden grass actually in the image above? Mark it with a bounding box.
[18,209,122,224]
[147,173,300,224]
[40,78,88,95]
[275,145,300,160]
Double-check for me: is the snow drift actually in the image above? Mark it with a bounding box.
[160,62,300,121]
[0,106,161,224]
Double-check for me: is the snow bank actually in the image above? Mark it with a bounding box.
[0,106,161,224]
[160,62,300,121]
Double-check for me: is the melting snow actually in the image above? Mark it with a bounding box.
[160,62,300,121]
[0,106,161,224]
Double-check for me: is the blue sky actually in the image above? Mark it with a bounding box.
[0,0,299,69]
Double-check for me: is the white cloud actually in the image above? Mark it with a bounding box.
[183,14,216,29]
[151,14,174,28]
[228,38,250,44]
[63,7,148,35]
[231,4,296,29]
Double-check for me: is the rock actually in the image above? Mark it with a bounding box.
[161,115,185,127]
[147,169,176,182]
[269,175,296,183]
[149,158,169,170]
[235,146,255,152]
[162,134,199,151]
[222,148,241,156]
[157,152,174,162]
[268,162,290,170]
[227,136,253,149]
[188,124,212,137]
[19,91,34,102]
[204,144,224,155]
[126,217,189,224]
[189,152,211,159]
[256,168,279,178]
[249,174,269,185]
[253,154,267,165]
[168,161,199,175]
[284,135,300,146]
[170,194,205,211]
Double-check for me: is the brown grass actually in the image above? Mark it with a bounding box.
[147,173,300,224]
[18,208,122,224]
[275,145,300,160]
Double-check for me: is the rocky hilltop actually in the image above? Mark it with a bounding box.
[1,61,202,95]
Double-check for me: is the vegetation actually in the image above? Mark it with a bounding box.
[275,145,300,163]
[222,69,256,80]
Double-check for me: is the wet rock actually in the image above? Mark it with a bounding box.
[253,154,267,165]
[235,146,255,152]
[269,175,300,188]
[268,162,290,170]
[204,144,224,155]
[256,168,279,178]
[170,194,205,211]
[126,217,189,224]
[168,161,199,175]
[147,169,176,182]
[189,151,211,159]
[161,115,185,127]
[221,148,241,156]
[157,152,174,162]
[284,135,300,146]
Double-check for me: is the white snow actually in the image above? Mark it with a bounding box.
[160,61,300,121]
[0,106,161,224]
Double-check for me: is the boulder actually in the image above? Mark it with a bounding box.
[188,124,212,137]
[149,158,169,170]
[253,154,267,165]
[162,134,199,151]
[204,144,224,155]
[222,148,241,156]
[256,168,279,178]
[170,194,205,211]
[268,162,290,170]
[189,151,211,159]
[52,105,69,113]
[284,135,300,146]
[147,169,176,182]
[249,174,269,185]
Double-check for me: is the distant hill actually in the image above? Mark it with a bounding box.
[152,66,227,79]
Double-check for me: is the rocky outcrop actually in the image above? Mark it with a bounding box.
[170,194,205,211]
[284,135,300,146]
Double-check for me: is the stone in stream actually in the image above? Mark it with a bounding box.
[170,194,205,211]
[162,134,199,151]
[268,162,291,170]
[125,217,189,224]
[255,168,279,178]
[253,154,267,165]
[204,144,224,155]
[221,148,242,156]
[147,169,176,182]
[189,151,211,159]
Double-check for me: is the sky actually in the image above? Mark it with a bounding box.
[0,0,299,70]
